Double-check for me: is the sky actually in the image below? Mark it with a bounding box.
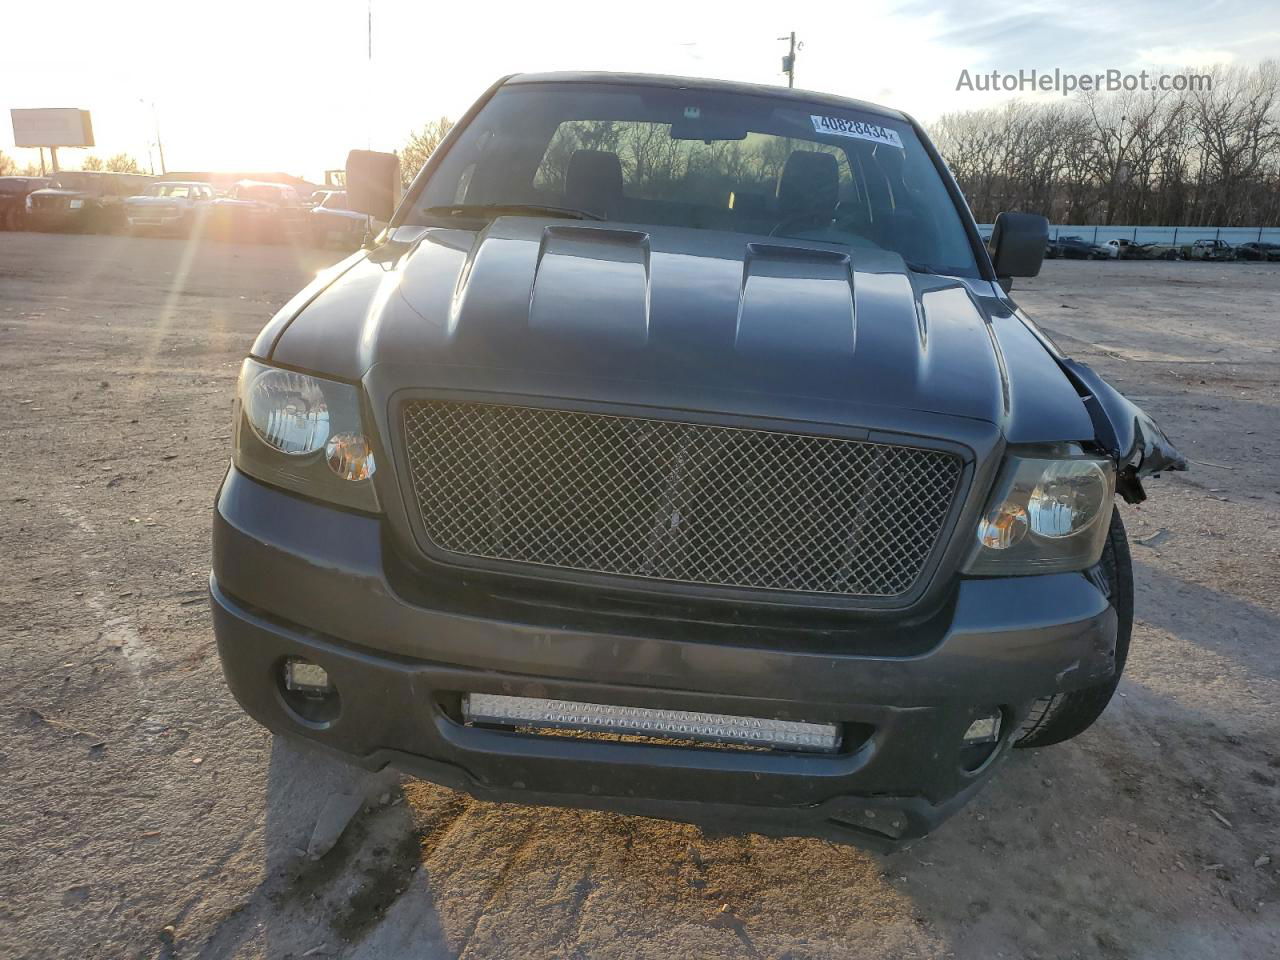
[3,0,1277,181]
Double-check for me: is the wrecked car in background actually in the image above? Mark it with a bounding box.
[1180,238,1235,261]
[210,72,1185,850]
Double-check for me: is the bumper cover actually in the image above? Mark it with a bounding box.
[212,468,1118,849]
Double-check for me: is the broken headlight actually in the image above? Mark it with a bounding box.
[232,359,378,512]
[965,449,1115,575]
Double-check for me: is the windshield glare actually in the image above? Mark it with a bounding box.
[409,83,978,276]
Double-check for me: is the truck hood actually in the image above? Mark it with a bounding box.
[29,188,93,199]
[267,219,1099,443]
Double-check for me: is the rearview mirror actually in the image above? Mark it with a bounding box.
[668,116,750,141]
[989,211,1049,289]
[345,149,400,222]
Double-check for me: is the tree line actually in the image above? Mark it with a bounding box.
[0,151,143,176]
[929,61,1280,226]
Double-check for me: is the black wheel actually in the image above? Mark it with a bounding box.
[1014,510,1133,748]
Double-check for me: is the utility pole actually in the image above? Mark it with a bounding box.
[154,103,167,175]
[366,0,374,149]
[779,32,797,88]
[140,99,166,175]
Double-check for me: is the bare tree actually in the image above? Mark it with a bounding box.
[105,153,141,174]
[0,151,16,176]
[401,118,454,186]
[929,59,1280,226]
[82,155,105,171]
[1189,62,1280,223]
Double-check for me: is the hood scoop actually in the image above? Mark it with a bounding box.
[528,225,652,347]
[736,243,855,356]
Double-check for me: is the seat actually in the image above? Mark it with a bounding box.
[776,150,840,221]
[564,149,624,218]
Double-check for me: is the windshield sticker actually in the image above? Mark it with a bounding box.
[810,115,903,149]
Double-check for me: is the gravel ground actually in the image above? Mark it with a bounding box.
[1,232,1277,959]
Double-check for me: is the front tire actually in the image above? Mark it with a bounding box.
[1014,510,1133,749]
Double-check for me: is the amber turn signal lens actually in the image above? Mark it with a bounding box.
[977,502,1028,550]
[325,432,376,481]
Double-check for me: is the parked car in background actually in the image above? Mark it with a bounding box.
[1137,241,1180,260]
[0,176,52,230]
[1104,238,1149,260]
[1180,238,1234,261]
[307,190,368,248]
[24,171,153,233]
[1054,235,1109,260]
[208,180,306,243]
[125,181,216,234]
[1234,241,1280,262]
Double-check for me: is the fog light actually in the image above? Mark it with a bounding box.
[463,693,842,753]
[284,658,333,694]
[963,711,1003,744]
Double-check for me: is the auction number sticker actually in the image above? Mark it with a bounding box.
[810,115,903,149]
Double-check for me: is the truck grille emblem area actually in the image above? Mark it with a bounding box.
[401,401,962,598]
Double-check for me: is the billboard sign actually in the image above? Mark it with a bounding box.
[11,108,95,148]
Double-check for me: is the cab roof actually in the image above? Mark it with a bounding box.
[504,71,910,124]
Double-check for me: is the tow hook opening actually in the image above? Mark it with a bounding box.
[278,657,341,727]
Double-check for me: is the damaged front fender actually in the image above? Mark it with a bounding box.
[1055,358,1188,503]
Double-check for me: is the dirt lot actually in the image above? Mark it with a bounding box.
[1,232,1277,960]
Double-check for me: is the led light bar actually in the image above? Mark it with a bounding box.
[463,693,841,753]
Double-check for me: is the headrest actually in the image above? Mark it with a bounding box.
[564,149,623,218]
[777,150,840,215]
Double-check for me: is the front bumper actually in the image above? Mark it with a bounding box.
[128,212,187,230]
[26,207,86,231]
[211,468,1118,849]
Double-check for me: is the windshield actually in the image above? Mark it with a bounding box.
[49,173,99,192]
[146,183,195,198]
[407,82,979,276]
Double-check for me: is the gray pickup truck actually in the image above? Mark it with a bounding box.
[210,72,1184,849]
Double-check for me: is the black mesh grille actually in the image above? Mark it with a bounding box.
[401,401,963,598]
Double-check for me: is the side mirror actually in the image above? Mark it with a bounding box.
[345,149,400,222]
[989,211,1049,291]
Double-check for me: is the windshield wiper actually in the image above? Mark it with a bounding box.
[421,203,603,222]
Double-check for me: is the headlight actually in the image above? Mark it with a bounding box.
[965,450,1115,575]
[232,359,378,512]
[245,367,330,454]
[68,199,84,209]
